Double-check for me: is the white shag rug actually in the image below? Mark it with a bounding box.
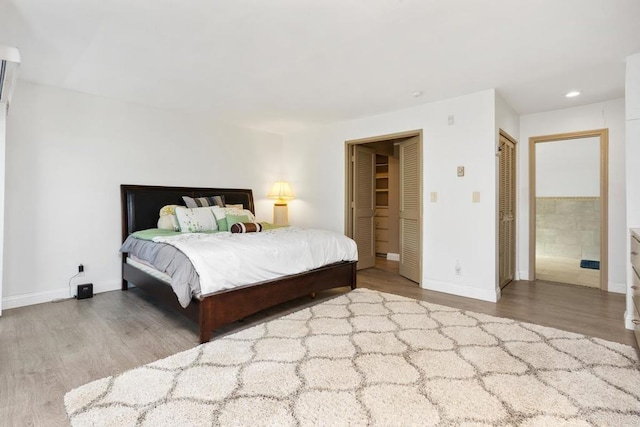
[65,288,640,426]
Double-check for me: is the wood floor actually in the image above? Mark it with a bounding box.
[0,259,635,426]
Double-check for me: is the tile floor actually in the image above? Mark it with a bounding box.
[536,255,600,288]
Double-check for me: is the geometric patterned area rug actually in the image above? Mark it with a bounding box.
[65,288,640,426]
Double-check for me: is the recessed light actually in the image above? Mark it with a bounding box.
[565,91,581,98]
[412,90,423,98]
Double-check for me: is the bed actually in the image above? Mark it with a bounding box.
[120,184,357,343]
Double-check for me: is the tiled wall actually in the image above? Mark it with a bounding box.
[536,197,600,261]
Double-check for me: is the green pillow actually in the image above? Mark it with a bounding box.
[216,217,228,232]
[226,214,251,228]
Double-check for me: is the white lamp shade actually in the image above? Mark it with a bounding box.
[268,181,295,203]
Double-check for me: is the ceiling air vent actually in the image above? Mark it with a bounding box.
[0,45,21,107]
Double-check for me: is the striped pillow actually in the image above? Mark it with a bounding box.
[182,195,225,208]
[230,222,263,233]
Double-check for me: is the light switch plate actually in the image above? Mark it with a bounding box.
[472,191,481,203]
[430,192,438,203]
[457,166,465,177]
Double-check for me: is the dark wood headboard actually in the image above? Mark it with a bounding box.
[120,184,255,241]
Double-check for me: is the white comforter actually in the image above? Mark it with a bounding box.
[153,226,358,296]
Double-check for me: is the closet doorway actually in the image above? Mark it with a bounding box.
[345,130,423,284]
[529,129,608,290]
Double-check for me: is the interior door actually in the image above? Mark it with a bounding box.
[498,133,516,288]
[353,145,376,270]
[399,137,421,282]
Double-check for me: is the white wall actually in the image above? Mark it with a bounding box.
[518,99,627,293]
[536,137,600,197]
[2,82,283,308]
[626,53,640,229]
[0,103,6,315]
[283,89,499,302]
[625,52,640,329]
[495,94,519,142]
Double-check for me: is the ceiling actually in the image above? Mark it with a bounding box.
[1,0,639,135]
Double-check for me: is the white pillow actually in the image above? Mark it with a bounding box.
[175,206,218,232]
[225,204,244,209]
[157,215,179,231]
[211,206,256,223]
[157,204,180,231]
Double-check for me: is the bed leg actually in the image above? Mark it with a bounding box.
[121,254,129,290]
[199,314,213,343]
[350,262,357,290]
[310,292,316,299]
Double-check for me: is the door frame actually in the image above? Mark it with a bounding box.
[345,129,423,281]
[528,128,609,290]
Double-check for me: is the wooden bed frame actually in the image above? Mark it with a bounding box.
[121,184,357,343]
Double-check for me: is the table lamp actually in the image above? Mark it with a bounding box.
[268,181,295,225]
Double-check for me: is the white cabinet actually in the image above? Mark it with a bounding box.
[631,229,640,346]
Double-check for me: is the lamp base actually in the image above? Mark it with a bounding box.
[273,203,289,226]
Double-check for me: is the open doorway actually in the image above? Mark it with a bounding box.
[529,129,609,290]
[345,130,422,284]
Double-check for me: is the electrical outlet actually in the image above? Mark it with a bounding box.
[455,260,461,276]
[78,264,85,277]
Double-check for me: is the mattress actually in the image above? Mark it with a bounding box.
[126,256,171,284]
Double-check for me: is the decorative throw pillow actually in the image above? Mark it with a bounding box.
[157,204,180,231]
[225,207,256,222]
[210,206,228,231]
[211,206,256,231]
[226,214,251,228]
[230,222,263,233]
[182,195,225,208]
[157,215,179,231]
[225,203,244,209]
[175,206,218,232]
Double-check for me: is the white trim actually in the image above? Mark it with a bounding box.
[624,310,636,331]
[421,279,499,303]
[607,282,626,294]
[386,253,400,261]
[1,280,123,310]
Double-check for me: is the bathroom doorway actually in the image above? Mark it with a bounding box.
[529,129,608,290]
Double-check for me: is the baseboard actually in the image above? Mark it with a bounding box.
[386,253,400,261]
[624,310,636,330]
[2,280,123,310]
[607,282,626,294]
[421,279,499,303]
